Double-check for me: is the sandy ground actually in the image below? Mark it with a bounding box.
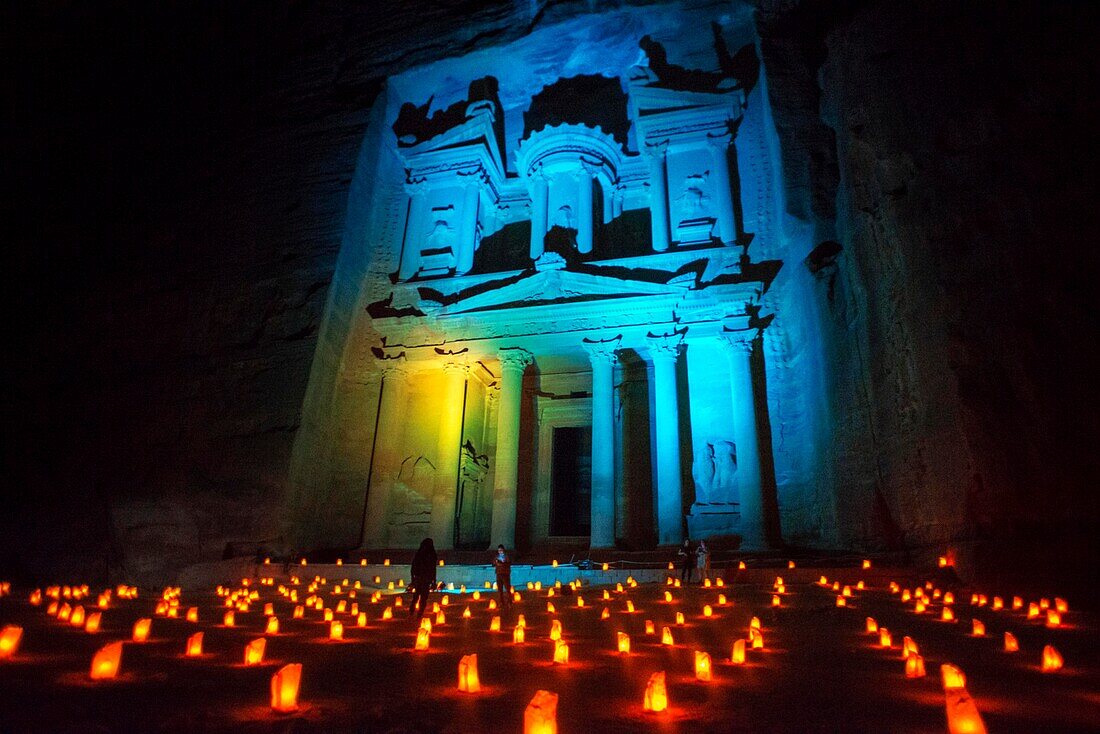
[0,569,1096,733]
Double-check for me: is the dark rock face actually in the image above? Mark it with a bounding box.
[756,0,1099,591]
[4,0,1097,594]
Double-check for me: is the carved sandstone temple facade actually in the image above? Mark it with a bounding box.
[291,9,806,554]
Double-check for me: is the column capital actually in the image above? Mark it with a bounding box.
[435,347,470,374]
[718,329,757,356]
[644,140,670,160]
[705,131,733,150]
[646,331,684,363]
[498,347,534,374]
[404,176,428,196]
[376,351,408,377]
[582,335,621,366]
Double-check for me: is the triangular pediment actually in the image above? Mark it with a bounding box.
[422,268,689,315]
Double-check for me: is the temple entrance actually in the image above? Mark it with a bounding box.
[549,426,591,537]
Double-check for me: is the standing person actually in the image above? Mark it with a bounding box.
[677,538,694,584]
[492,544,512,611]
[696,539,711,584]
[408,537,437,621]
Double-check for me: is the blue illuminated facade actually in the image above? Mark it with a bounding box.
[290,3,832,554]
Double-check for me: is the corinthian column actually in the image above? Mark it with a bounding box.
[399,183,427,281]
[430,357,469,549]
[720,331,766,549]
[456,172,481,275]
[647,333,684,544]
[490,348,533,548]
[708,135,736,246]
[583,337,620,548]
[646,143,670,252]
[362,358,409,548]
[576,166,595,254]
[529,169,549,261]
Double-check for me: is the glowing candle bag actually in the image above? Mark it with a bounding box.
[270,663,302,713]
[524,690,558,734]
[644,671,668,712]
[90,642,123,680]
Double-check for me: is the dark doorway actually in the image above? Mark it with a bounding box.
[550,426,592,537]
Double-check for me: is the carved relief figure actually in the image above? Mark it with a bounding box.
[676,172,712,221]
[389,456,436,541]
[425,217,455,250]
[692,440,737,505]
[555,204,575,229]
[692,443,716,505]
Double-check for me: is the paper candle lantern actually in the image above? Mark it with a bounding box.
[547,602,555,614]
[490,616,501,632]
[245,638,266,665]
[675,612,685,625]
[971,619,985,636]
[717,594,727,605]
[879,628,892,648]
[626,601,635,613]
[58,603,71,621]
[942,607,955,622]
[1004,632,1019,652]
[415,628,430,650]
[1041,645,1063,672]
[223,611,235,627]
[185,632,203,657]
[1027,603,1040,619]
[836,596,847,607]
[903,636,919,659]
[694,651,712,681]
[524,690,558,734]
[944,689,987,734]
[270,663,302,713]
[750,628,764,649]
[750,616,761,631]
[0,626,22,658]
[941,663,966,691]
[645,620,655,635]
[513,626,525,644]
[69,606,85,627]
[1046,610,1061,628]
[906,654,926,678]
[661,626,674,646]
[550,620,562,641]
[731,638,746,664]
[132,618,151,642]
[866,617,878,634]
[84,613,101,633]
[772,595,781,607]
[553,640,569,664]
[600,607,610,620]
[357,612,367,627]
[382,607,393,620]
[518,615,526,628]
[458,653,480,693]
[1055,597,1068,613]
[703,604,713,617]
[644,671,668,713]
[664,591,673,603]
[90,642,123,680]
[435,611,446,625]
